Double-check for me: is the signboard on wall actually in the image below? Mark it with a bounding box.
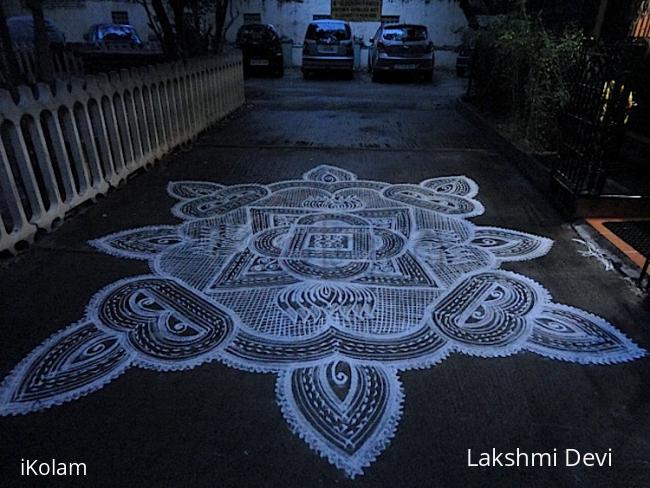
[331,0,382,22]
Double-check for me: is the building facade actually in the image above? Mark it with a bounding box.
[224,0,467,46]
[224,0,468,68]
[4,0,468,67]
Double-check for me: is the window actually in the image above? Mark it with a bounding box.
[243,13,262,24]
[97,25,142,44]
[382,26,428,42]
[305,22,351,41]
[313,15,331,21]
[111,11,130,25]
[237,25,278,44]
[381,15,400,25]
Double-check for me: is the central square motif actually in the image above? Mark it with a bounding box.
[284,226,372,260]
[306,233,352,251]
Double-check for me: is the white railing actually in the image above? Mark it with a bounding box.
[0,52,245,254]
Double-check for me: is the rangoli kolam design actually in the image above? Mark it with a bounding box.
[0,165,644,477]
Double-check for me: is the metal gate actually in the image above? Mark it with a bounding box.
[553,41,645,197]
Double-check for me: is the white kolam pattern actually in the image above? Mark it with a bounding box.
[0,165,645,477]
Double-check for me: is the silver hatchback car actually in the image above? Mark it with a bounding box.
[302,20,354,79]
[368,24,435,82]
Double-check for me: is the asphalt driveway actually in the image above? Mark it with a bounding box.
[1,69,649,488]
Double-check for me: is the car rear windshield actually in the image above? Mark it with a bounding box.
[305,22,351,41]
[237,25,277,42]
[382,26,428,42]
[97,25,142,43]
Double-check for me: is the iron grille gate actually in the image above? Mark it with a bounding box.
[553,41,644,197]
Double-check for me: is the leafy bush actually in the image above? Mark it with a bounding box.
[471,15,585,151]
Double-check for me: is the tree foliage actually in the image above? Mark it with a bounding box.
[136,0,237,60]
[471,14,585,150]
[458,0,643,38]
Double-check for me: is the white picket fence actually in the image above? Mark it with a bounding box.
[0,52,245,254]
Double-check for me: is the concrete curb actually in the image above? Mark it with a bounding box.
[456,97,650,218]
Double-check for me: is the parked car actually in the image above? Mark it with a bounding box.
[456,42,474,77]
[6,15,65,46]
[84,24,144,48]
[367,24,435,82]
[236,23,284,78]
[80,24,163,73]
[302,20,354,79]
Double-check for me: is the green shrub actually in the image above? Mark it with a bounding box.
[472,15,585,151]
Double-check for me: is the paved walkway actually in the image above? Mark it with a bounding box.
[1,69,650,487]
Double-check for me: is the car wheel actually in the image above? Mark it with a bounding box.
[346,70,354,80]
[423,70,433,82]
[303,70,311,80]
[371,70,380,83]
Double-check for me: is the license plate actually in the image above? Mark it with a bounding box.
[250,59,269,66]
[395,64,417,70]
[319,46,337,54]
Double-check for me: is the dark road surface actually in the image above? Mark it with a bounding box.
[1,69,650,488]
